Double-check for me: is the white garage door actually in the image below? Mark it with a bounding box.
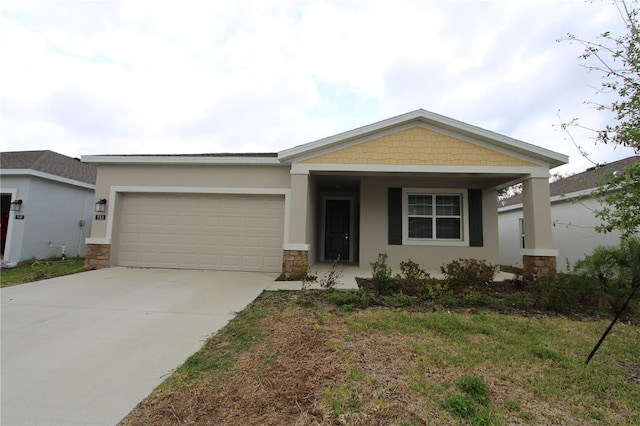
[115,193,284,272]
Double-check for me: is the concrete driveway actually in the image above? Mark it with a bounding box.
[1,267,276,426]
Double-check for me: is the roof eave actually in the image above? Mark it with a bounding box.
[81,155,283,166]
[0,169,96,189]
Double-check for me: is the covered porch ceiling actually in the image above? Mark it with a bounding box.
[311,170,529,191]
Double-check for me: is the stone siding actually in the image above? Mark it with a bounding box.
[84,244,111,270]
[282,250,309,279]
[523,255,557,281]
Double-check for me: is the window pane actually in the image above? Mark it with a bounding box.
[435,195,460,216]
[436,218,461,239]
[408,195,432,216]
[409,217,432,238]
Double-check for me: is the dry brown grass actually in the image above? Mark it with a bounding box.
[122,294,640,426]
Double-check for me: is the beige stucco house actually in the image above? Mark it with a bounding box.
[82,110,568,279]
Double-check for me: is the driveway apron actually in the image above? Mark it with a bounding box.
[1,267,275,426]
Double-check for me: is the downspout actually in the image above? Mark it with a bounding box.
[78,189,88,256]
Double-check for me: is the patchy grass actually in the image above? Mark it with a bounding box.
[1,257,85,287]
[122,291,640,426]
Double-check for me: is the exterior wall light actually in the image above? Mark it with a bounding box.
[10,199,23,212]
[95,199,107,212]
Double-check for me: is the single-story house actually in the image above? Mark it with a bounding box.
[82,109,568,279]
[499,155,639,271]
[1,150,97,263]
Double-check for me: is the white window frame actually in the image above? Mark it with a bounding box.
[402,188,469,246]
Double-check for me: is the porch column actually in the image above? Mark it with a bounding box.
[521,176,558,280]
[283,172,310,278]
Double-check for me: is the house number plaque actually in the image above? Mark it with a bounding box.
[95,215,106,220]
[15,215,25,220]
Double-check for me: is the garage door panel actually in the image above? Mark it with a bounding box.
[242,256,261,267]
[116,194,284,272]
[263,256,282,268]
[242,236,263,247]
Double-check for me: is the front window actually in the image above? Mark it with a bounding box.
[403,189,468,246]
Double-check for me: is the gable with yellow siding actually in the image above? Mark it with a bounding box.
[301,126,537,166]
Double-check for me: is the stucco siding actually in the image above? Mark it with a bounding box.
[94,164,291,191]
[359,178,499,272]
[90,164,291,240]
[306,178,318,263]
[2,176,94,261]
[499,195,624,270]
[551,197,623,270]
[302,126,537,167]
[498,209,523,268]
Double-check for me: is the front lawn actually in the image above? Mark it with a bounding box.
[1,257,85,288]
[122,291,640,425]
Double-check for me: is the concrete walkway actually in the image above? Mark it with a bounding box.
[1,267,276,426]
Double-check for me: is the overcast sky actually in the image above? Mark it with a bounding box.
[1,0,638,175]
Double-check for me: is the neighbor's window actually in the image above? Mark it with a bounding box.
[406,191,464,241]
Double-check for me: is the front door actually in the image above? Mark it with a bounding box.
[324,199,351,261]
[1,195,11,256]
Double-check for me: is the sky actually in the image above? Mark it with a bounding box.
[1,0,639,176]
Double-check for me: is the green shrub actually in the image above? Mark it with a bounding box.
[538,237,640,317]
[440,259,497,292]
[417,280,449,301]
[461,289,485,307]
[291,261,311,281]
[393,259,445,299]
[537,273,600,314]
[325,290,360,306]
[382,291,416,307]
[396,259,427,291]
[574,237,640,316]
[438,293,459,308]
[340,304,354,312]
[370,253,393,294]
[324,289,377,308]
[356,289,378,307]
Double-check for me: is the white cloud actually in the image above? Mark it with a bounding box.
[0,0,637,172]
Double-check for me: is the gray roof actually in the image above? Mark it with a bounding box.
[501,155,640,207]
[89,152,278,158]
[1,150,97,185]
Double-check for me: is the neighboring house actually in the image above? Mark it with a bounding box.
[1,150,97,263]
[498,155,639,271]
[82,109,567,279]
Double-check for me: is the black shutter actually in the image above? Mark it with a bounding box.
[468,189,483,247]
[388,188,402,245]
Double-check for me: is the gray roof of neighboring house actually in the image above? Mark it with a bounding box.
[1,150,97,185]
[500,155,640,208]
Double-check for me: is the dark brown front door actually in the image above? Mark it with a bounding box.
[324,199,350,261]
